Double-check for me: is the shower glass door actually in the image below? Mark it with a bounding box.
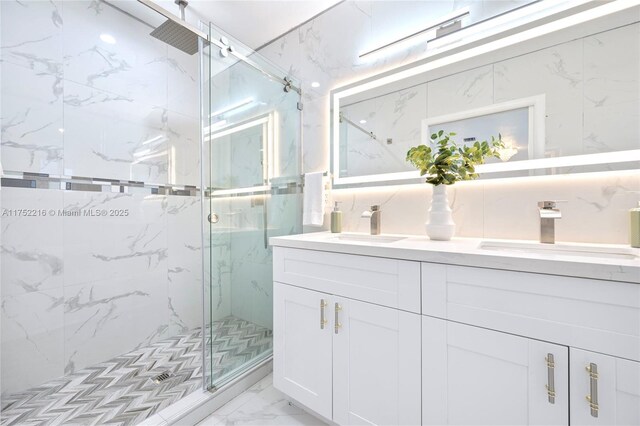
[201,22,302,390]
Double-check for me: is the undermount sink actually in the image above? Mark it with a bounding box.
[479,240,639,260]
[333,233,407,244]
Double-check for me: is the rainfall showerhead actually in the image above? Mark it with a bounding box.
[151,18,199,55]
[140,0,207,55]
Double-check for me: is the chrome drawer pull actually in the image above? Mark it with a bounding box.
[320,299,328,329]
[585,363,599,418]
[545,353,556,404]
[334,303,342,334]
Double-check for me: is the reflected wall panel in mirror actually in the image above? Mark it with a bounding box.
[331,2,640,187]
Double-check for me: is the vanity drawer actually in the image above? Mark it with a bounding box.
[422,262,640,361]
[273,247,420,313]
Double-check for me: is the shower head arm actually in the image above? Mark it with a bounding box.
[175,0,188,20]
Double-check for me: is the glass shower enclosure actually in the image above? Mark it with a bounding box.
[200,23,303,390]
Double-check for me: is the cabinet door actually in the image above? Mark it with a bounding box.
[333,298,421,425]
[423,316,569,425]
[273,282,333,420]
[570,348,640,425]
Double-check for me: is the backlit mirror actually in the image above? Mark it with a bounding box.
[331,2,640,186]
[205,112,277,195]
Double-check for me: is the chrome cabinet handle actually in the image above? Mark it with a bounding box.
[334,303,342,334]
[545,353,556,404]
[320,299,327,329]
[585,363,599,417]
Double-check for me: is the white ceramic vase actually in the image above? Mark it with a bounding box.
[425,184,455,241]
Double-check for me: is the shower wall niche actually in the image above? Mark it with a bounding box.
[0,0,201,396]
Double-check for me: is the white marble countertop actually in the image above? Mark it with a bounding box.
[270,232,640,284]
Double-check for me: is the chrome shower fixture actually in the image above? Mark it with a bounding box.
[140,0,207,55]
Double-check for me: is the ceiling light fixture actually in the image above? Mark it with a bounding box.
[359,7,470,59]
[100,33,117,44]
[311,82,320,88]
[359,119,367,124]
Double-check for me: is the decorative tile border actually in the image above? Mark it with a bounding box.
[1,171,199,196]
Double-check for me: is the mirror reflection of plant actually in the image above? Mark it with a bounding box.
[406,130,505,186]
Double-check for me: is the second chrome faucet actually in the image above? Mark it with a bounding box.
[361,205,381,235]
[538,200,563,244]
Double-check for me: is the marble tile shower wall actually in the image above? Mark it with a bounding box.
[258,1,640,243]
[0,1,203,395]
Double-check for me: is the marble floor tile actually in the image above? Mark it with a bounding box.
[198,375,327,426]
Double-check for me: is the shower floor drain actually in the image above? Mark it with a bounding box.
[150,371,174,384]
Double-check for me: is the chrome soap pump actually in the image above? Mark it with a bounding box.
[331,201,342,233]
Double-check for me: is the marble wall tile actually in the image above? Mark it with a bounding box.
[1,288,65,395]
[258,1,639,244]
[62,80,168,181]
[62,0,168,109]
[583,23,640,109]
[229,228,273,330]
[331,184,430,235]
[1,60,63,174]
[0,0,63,71]
[341,84,426,177]
[206,197,233,322]
[167,195,202,335]
[483,171,640,243]
[583,100,640,154]
[168,111,200,186]
[494,40,583,157]
[167,45,199,119]
[63,270,168,374]
[301,95,330,174]
[1,188,63,296]
[583,23,640,155]
[428,65,494,117]
[62,191,167,288]
[297,1,374,99]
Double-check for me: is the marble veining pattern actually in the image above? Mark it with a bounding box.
[198,374,326,426]
[1,316,273,426]
[258,2,640,243]
[1,0,200,185]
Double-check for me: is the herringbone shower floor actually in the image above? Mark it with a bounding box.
[0,316,273,426]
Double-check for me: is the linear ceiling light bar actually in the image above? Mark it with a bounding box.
[359,7,470,58]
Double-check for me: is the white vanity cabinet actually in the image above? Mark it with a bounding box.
[270,235,639,426]
[423,316,569,425]
[273,283,333,419]
[421,261,640,426]
[273,247,422,425]
[569,349,640,426]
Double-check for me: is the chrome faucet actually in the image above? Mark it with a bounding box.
[538,201,563,244]
[361,205,381,235]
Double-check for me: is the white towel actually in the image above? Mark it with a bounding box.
[303,172,326,226]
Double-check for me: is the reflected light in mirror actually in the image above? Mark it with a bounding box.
[497,137,519,162]
[358,7,470,60]
[333,0,639,186]
[100,33,116,44]
[209,98,254,118]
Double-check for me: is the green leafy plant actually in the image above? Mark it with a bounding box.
[406,130,504,186]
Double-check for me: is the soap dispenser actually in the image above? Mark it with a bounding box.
[331,201,342,233]
[631,202,640,248]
